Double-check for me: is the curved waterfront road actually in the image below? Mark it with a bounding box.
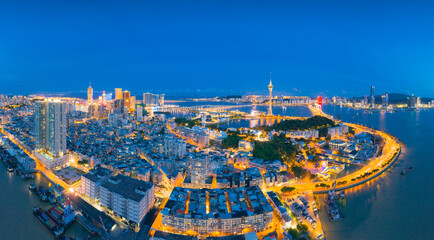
[273,105,402,195]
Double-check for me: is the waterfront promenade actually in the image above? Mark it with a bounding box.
[273,105,401,195]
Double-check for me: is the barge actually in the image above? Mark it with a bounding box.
[33,206,64,238]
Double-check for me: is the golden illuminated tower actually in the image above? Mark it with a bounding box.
[123,90,131,109]
[115,88,123,100]
[268,74,273,116]
[87,82,93,105]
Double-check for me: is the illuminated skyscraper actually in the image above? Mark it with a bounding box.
[159,94,165,106]
[130,96,136,110]
[382,93,389,107]
[87,83,93,105]
[268,74,273,116]
[370,86,375,106]
[143,93,152,106]
[35,100,67,157]
[102,91,107,106]
[137,105,143,122]
[123,90,131,109]
[115,88,123,100]
[143,92,164,106]
[190,155,209,188]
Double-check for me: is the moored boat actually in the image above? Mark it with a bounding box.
[33,206,64,238]
[30,186,48,202]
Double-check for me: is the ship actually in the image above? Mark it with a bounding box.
[33,201,75,238]
[47,201,76,227]
[401,166,413,175]
[29,186,48,202]
[33,206,64,238]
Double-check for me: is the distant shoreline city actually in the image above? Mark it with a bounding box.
[0,79,410,240]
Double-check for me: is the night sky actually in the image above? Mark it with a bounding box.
[1,0,434,98]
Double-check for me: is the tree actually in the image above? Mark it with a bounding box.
[281,186,296,193]
[159,127,165,135]
[253,134,297,162]
[174,117,200,127]
[253,141,281,161]
[291,166,307,178]
[260,116,336,132]
[221,133,241,149]
[297,223,309,232]
[287,228,300,239]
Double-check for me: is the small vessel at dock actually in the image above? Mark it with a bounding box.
[21,174,34,180]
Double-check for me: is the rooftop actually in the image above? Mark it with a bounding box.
[162,186,273,220]
[82,166,113,183]
[101,174,154,202]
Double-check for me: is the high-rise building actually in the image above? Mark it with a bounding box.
[100,174,154,224]
[87,83,93,105]
[35,100,67,157]
[268,74,273,116]
[114,99,124,112]
[81,166,113,202]
[143,92,164,106]
[115,88,123,100]
[370,86,375,106]
[407,95,417,108]
[102,91,107,106]
[190,155,209,187]
[382,93,389,107]
[106,93,113,101]
[143,92,152,106]
[130,96,136,110]
[164,135,186,158]
[137,105,143,122]
[122,90,131,109]
[159,94,165,106]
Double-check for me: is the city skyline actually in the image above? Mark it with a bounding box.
[2,1,434,97]
[0,2,433,239]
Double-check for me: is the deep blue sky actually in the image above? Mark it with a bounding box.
[1,0,434,98]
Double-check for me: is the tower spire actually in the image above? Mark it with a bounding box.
[268,72,273,116]
[269,72,273,87]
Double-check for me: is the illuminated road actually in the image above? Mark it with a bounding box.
[270,105,401,194]
[166,122,201,148]
[0,127,78,190]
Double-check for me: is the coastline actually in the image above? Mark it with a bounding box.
[313,142,401,194]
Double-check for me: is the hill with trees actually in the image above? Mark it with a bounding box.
[260,116,335,132]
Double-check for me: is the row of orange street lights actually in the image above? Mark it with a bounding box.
[271,106,401,193]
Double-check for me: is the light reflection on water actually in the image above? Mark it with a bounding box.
[319,105,434,240]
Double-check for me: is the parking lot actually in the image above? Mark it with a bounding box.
[285,194,325,240]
